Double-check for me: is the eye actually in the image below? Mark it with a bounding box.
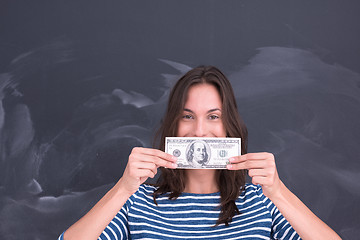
[182,114,194,120]
[208,114,220,120]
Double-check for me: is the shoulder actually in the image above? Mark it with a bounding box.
[238,183,268,204]
[242,183,264,196]
[126,184,158,206]
[133,184,158,198]
[138,184,158,194]
[240,184,277,213]
[236,184,274,215]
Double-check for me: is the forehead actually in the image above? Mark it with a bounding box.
[185,83,222,108]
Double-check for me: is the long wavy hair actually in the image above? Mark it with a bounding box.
[153,66,248,226]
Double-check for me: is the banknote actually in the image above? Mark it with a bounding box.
[165,137,241,169]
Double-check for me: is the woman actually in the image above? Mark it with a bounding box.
[60,66,341,239]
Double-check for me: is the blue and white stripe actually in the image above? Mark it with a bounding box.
[59,184,300,239]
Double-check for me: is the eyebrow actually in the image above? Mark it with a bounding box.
[183,108,222,113]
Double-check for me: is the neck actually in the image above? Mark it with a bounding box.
[183,169,219,194]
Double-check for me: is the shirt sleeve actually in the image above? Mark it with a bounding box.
[56,201,131,240]
[97,187,144,240]
[57,209,130,240]
[254,185,301,240]
[98,197,133,240]
[58,232,64,240]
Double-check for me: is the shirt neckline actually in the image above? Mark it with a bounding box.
[180,191,220,197]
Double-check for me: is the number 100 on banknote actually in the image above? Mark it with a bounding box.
[165,137,241,169]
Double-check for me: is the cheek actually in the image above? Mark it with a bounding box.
[176,121,187,137]
[214,122,226,137]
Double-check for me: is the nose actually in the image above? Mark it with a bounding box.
[194,118,207,137]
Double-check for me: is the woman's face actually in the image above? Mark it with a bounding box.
[177,83,226,138]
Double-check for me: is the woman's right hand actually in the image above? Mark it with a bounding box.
[63,147,176,240]
[118,147,178,195]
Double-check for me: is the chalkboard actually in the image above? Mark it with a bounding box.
[0,1,359,239]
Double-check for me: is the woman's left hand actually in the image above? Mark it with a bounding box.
[227,152,342,239]
[227,152,282,199]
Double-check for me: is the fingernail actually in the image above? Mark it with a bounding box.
[172,156,178,161]
[229,157,235,162]
[227,164,233,170]
[172,163,178,168]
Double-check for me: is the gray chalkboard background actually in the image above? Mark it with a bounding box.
[1,1,359,239]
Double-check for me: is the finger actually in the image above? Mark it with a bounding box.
[132,147,177,162]
[137,155,177,169]
[135,169,157,179]
[248,169,268,178]
[153,156,178,169]
[229,153,275,163]
[137,147,177,162]
[228,155,246,163]
[159,159,178,169]
[227,159,268,170]
[132,147,178,168]
[128,161,157,176]
[135,161,157,172]
[251,176,277,187]
[243,152,274,161]
[251,176,268,186]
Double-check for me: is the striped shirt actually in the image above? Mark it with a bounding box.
[59,184,300,239]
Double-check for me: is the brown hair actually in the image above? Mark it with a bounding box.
[153,66,248,226]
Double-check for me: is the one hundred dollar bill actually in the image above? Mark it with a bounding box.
[165,137,241,169]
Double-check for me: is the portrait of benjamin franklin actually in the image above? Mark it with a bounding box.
[186,140,210,167]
